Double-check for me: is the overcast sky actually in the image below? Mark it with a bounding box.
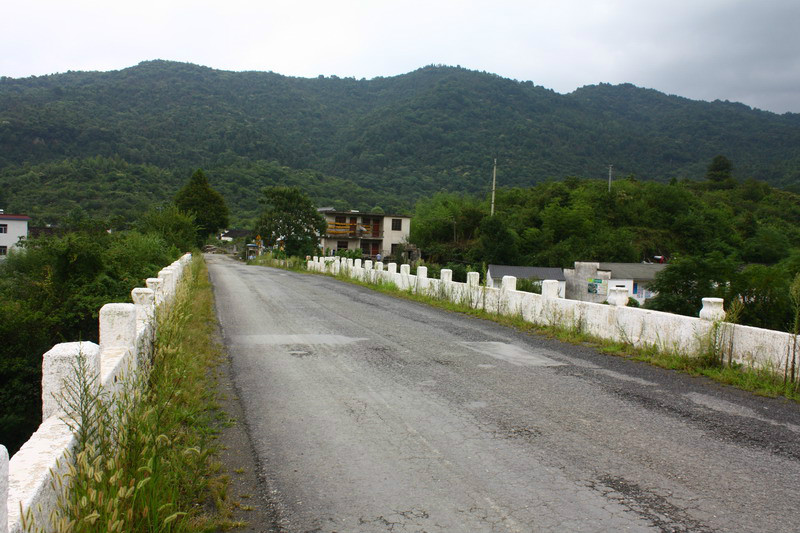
[2,0,798,114]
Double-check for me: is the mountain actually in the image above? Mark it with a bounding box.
[2,60,800,223]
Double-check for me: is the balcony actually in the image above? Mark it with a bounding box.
[326,222,383,239]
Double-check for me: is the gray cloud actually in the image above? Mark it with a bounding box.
[1,0,798,113]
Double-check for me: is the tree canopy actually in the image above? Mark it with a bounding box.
[256,186,326,257]
[174,168,229,244]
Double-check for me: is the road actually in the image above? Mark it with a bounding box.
[207,255,800,533]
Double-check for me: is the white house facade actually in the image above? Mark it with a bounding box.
[0,212,30,258]
[564,261,667,305]
[318,208,411,259]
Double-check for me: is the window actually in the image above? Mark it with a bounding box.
[337,241,349,250]
[0,224,7,233]
[0,246,6,255]
[391,218,402,231]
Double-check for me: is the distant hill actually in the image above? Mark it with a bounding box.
[2,60,800,223]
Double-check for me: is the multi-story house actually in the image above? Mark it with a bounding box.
[0,211,30,258]
[318,208,411,259]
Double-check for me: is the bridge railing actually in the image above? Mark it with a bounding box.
[0,253,192,533]
[308,255,795,373]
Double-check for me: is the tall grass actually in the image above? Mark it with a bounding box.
[26,257,230,532]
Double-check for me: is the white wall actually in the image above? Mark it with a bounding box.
[0,218,28,255]
[308,256,793,373]
[1,253,192,533]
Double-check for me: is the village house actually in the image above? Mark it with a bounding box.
[317,208,411,259]
[0,211,30,258]
[563,261,667,305]
[486,264,566,297]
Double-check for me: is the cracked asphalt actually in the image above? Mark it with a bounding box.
[206,255,800,533]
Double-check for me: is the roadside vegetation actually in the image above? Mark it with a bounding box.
[24,256,238,533]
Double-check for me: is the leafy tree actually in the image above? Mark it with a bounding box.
[174,169,229,244]
[475,216,519,265]
[256,186,326,257]
[136,204,198,252]
[0,222,178,455]
[705,155,733,182]
[645,252,739,317]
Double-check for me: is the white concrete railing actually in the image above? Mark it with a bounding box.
[308,256,795,371]
[0,253,192,533]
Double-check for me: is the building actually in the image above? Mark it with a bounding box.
[318,208,411,259]
[564,261,667,305]
[486,264,566,296]
[0,211,30,258]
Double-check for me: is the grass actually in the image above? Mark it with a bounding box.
[26,256,239,533]
[260,255,800,403]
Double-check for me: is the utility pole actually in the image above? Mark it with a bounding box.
[608,164,613,193]
[490,158,497,216]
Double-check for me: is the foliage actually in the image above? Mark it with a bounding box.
[3,61,800,227]
[27,257,232,532]
[0,223,179,455]
[336,248,363,259]
[135,204,198,253]
[256,186,326,257]
[174,169,229,244]
[646,253,739,317]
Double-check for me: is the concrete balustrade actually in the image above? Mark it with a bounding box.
[305,254,793,373]
[2,253,192,533]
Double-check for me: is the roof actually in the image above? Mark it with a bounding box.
[318,208,411,219]
[598,262,667,280]
[220,229,252,239]
[488,264,565,281]
[0,214,31,221]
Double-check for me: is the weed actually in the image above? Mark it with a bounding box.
[29,257,234,532]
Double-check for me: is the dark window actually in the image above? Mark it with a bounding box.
[391,219,402,231]
[0,224,7,233]
[391,243,401,256]
[337,241,349,250]
[0,245,6,255]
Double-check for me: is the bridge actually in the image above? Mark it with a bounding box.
[3,252,800,531]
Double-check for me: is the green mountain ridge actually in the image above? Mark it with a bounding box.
[2,60,800,223]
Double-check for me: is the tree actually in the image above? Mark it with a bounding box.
[645,252,739,317]
[135,204,198,252]
[705,155,733,183]
[256,186,326,257]
[174,169,229,245]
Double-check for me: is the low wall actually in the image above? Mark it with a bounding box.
[308,256,794,371]
[0,253,192,533]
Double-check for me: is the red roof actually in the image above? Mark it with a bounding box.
[0,214,31,220]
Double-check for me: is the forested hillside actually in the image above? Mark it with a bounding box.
[2,60,800,225]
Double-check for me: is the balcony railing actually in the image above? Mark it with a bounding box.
[326,222,383,239]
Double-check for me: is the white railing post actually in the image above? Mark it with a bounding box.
[99,303,137,354]
[42,342,101,420]
[501,275,516,292]
[440,269,452,283]
[1,445,8,533]
[608,287,629,306]
[146,277,164,307]
[131,288,155,333]
[541,280,560,298]
[699,297,725,321]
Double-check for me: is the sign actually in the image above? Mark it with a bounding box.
[587,278,607,295]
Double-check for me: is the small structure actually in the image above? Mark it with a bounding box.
[317,208,411,259]
[0,211,30,258]
[219,228,252,242]
[486,264,566,296]
[564,261,667,305]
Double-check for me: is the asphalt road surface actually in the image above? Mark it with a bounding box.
[207,255,800,533]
